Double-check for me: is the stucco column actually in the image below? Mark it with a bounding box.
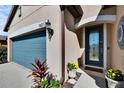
[103,23,107,70]
[7,38,12,62]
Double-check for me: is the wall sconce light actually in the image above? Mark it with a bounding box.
[45,20,54,41]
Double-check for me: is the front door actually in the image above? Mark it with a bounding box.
[85,25,103,67]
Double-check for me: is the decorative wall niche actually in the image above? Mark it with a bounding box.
[117,16,124,49]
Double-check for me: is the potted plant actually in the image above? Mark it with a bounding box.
[67,60,78,78]
[105,68,124,88]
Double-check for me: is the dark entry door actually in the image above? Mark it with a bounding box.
[85,25,103,67]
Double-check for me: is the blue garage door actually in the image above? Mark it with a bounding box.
[12,31,46,69]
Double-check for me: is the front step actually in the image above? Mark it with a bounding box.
[81,67,107,88]
[63,79,77,88]
[63,69,82,88]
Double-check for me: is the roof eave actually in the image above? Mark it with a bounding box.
[3,5,19,32]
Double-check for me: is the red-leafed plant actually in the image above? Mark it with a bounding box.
[29,58,62,88]
[29,58,49,81]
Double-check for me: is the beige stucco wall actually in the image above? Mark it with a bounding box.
[99,6,116,15]
[8,5,62,79]
[80,5,102,20]
[110,6,124,73]
[76,5,102,28]
[64,9,84,79]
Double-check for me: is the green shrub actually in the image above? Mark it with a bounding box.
[106,68,124,81]
[0,47,7,64]
[39,79,62,88]
[67,61,78,71]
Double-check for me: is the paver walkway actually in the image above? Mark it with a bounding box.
[74,69,99,88]
[0,62,33,88]
[64,68,106,88]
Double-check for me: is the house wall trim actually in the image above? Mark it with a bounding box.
[97,15,116,22]
[8,20,47,38]
[75,15,116,29]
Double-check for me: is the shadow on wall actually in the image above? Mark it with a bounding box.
[64,5,84,68]
[75,28,84,67]
[65,26,84,69]
[64,5,83,32]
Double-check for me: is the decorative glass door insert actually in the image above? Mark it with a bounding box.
[85,25,103,67]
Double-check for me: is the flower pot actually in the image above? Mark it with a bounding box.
[105,75,124,88]
[68,70,76,78]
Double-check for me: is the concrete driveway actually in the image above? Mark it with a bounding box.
[0,62,33,88]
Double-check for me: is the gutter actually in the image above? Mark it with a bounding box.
[4,5,19,32]
[60,6,65,84]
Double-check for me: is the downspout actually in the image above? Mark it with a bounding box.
[60,6,65,84]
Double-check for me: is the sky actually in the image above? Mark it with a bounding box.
[0,5,12,36]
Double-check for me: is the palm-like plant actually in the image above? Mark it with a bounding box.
[29,58,49,81]
[29,58,62,88]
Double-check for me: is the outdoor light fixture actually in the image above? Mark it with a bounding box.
[45,20,54,41]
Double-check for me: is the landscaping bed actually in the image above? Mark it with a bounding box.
[0,47,7,64]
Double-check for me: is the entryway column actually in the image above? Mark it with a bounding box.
[8,38,12,62]
[103,23,107,70]
[83,28,85,67]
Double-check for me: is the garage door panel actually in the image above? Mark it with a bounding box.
[13,41,46,49]
[12,31,46,69]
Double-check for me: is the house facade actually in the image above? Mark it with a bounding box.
[4,5,124,82]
